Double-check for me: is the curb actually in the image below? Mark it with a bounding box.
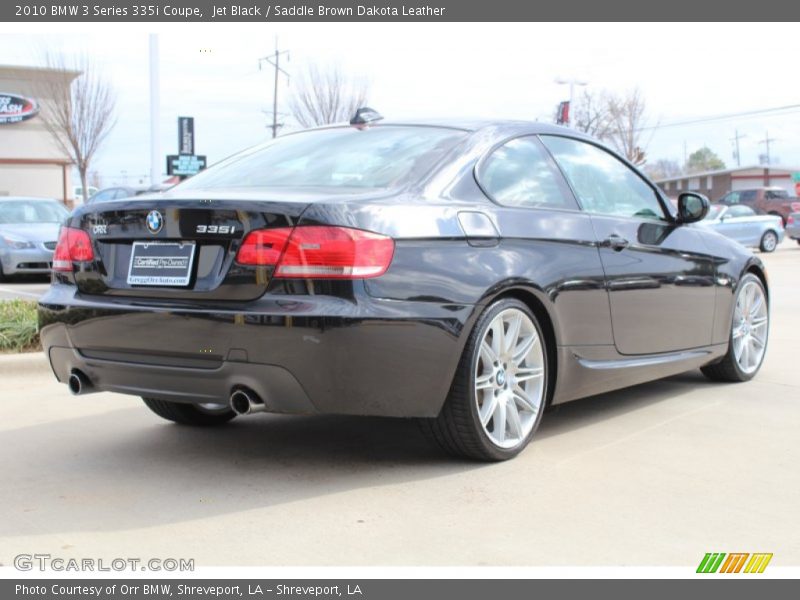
[0,351,52,377]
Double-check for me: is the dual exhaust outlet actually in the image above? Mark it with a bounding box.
[68,369,266,416]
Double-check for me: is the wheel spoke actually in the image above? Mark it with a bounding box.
[732,324,746,339]
[480,394,498,426]
[751,316,768,328]
[512,333,538,363]
[475,372,494,390]
[480,341,497,366]
[750,293,764,316]
[490,319,504,357]
[734,337,745,362]
[513,386,538,414]
[492,401,507,443]
[515,366,544,383]
[505,313,522,355]
[506,400,523,439]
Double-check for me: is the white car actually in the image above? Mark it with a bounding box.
[699,204,785,252]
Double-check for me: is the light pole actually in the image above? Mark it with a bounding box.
[555,77,588,128]
[149,34,161,186]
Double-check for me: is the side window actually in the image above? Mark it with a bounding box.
[113,188,132,200]
[729,205,755,218]
[477,137,578,210]
[541,136,666,221]
[739,190,757,203]
[722,192,740,205]
[92,189,115,203]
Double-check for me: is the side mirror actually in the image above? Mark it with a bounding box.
[676,192,710,224]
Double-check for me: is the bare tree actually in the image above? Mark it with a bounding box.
[288,63,368,128]
[37,52,117,204]
[644,158,682,181]
[603,88,651,165]
[571,90,614,140]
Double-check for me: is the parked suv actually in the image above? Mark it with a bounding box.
[717,187,800,225]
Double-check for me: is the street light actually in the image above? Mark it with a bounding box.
[555,77,588,128]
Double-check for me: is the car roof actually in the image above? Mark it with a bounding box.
[0,196,60,202]
[305,119,589,138]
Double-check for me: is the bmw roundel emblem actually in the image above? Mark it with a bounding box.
[146,210,163,234]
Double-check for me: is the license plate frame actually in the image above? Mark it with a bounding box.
[127,241,196,287]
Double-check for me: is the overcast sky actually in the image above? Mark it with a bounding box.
[1,22,799,186]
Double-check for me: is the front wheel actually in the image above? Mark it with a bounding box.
[701,273,769,382]
[419,298,548,461]
[142,398,237,426]
[760,230,779,253]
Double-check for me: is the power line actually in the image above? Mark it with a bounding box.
[637,103,800,133]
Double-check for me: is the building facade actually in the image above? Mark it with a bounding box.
[0,64,79,204]
[656,165,800,201]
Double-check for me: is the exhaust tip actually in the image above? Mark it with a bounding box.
[68,370,90,395]
[230,388,265,416]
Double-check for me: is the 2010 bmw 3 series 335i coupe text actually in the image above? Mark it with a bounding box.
[39,117,771,461]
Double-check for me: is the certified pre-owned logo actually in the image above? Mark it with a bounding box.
[696,552,773,573]
[146,210,163,234]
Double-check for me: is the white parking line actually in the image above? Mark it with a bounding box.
[0,286,44,299]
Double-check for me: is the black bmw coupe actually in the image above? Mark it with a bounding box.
[39,115,770,460]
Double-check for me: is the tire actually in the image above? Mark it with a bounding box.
[0,263,7,282]
[142,397,237,426]
[701,273,769,382]
[419,298,549,461]
[759,230,779,253]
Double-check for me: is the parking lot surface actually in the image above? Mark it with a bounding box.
[1,242,799,567]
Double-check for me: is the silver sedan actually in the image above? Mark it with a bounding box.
[698,204,785,253]
[0,197,69,280]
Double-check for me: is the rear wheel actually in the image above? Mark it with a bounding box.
[142,398,237,426]
[420,298,548,461]
[0,263,7,282]
[760,230,779,253]
[701,274,768,382]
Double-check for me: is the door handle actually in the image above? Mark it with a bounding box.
[601,234,630,251]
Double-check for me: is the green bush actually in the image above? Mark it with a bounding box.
[0,299,40,353]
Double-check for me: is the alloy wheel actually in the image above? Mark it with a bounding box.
[762,231,778,252]
[732,280,769,375]
[474,308,545,449]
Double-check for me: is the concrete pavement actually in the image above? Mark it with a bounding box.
[0,243,798,567]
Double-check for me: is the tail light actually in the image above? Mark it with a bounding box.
[788,215,796,226]
[236,226,394,279]
[52,227,95,272]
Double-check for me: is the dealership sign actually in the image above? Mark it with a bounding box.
[0,92,38,124]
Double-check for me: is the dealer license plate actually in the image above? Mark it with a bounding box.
[127,241,196,287]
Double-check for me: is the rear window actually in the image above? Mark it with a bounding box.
[179,126,467,191]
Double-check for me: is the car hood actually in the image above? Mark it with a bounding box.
[0,222,61,243]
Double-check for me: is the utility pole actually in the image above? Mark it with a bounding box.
[148,34,161,186]
[259,39,290,138]
[759,130,776,165]
[730,129,746,167]
[554,77,588,128]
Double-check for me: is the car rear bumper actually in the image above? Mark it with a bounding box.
[39,283,473,418]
